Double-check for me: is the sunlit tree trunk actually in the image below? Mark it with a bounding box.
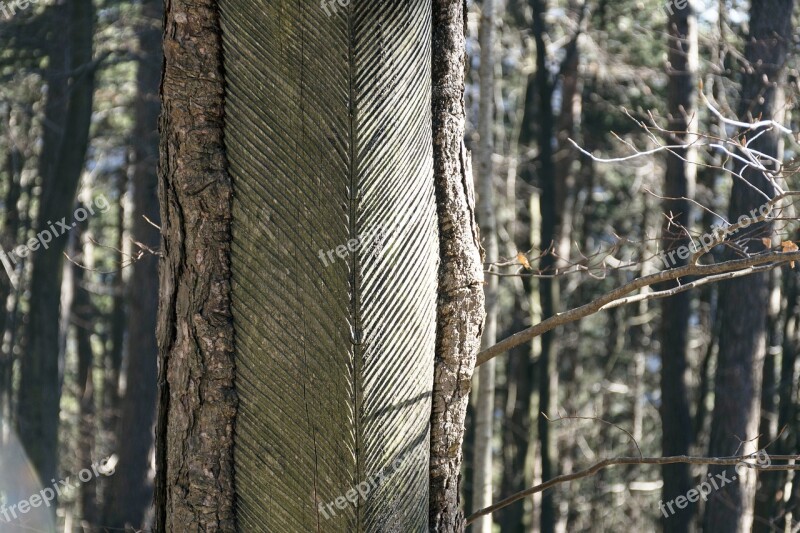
[472,0,497,531]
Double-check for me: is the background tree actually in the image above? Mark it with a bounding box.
[660,1,698,531]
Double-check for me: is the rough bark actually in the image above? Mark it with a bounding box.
[660,3,697,532]
[154,0,237,530]
[17,0,95,487]
[430,0,486,531]
[104,0,161,528]
[705,1,793,530]
[471,0,497,531]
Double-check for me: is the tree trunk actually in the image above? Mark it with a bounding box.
[429,0,486,531]
[17,0,95,487]
[103,0,161,528]
[70,209,97,528]
[659,3,697,532]
[158,0,464,531]
[705,1,793,530]
[754,269,798,531]
[154,0,236,529]
[530,1,558,530]
[472,0,497,531]
[753,268,782,531]
[0,144,22,419]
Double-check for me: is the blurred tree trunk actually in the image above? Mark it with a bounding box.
[530,0,558,530]
[103,0,161,528]
[554,1,585,268]
[0,143,22,420]
[753,268,782,531]
[659,3,697,532]
[754,269,799,530]
[472,0,497,531]
[70,210,97,528]
[705,1,793,530]
[17,0,95,487]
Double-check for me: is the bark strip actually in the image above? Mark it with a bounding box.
[155,0,237,530]
[430,1,486,531]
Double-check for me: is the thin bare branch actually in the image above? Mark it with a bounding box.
[476,250,800,366]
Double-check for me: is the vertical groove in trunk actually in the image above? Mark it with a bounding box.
[155,0,237,529]
[660,3,697,532]
[222,1,437,530]
[705,1,793,530]
[430,1,486,531]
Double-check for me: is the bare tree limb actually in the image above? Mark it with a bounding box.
[476,250,800,366]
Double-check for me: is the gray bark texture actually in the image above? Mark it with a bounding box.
[430,1,486,531]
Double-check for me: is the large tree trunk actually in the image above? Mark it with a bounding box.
[659,3,697,532]
[17,0,95,487]
[704,1,793,531]
[429,1,486,531]
[471,0,497,531]
[103,0,161,528]
[158,0,465,531]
